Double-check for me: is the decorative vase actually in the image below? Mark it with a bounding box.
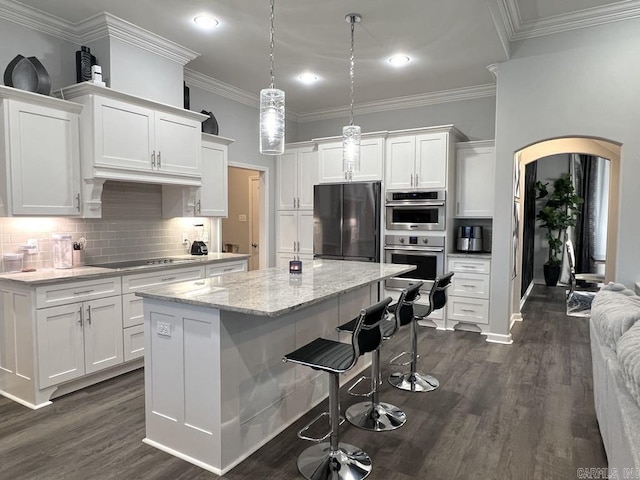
[543,264,561,287]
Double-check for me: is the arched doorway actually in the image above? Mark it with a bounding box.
[512,137,621,311]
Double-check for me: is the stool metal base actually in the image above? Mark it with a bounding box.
[345,401,407,431]
[297,442,372,480]
[388,372,439,392]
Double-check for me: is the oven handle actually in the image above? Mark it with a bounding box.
[385,201,445,207]
[384,246,444,253]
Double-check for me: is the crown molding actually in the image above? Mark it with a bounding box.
[76,13,199,65]
[501,0,640,41]
[485,0,512,58]
[297,84,497,123]
[0,0,76,42]
[183,68,301,121]
[0,1,199,65]
[184,68,258,108]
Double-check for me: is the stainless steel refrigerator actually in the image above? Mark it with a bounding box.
[313,181,381,262]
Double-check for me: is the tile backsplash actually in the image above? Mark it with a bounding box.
[0,182,214,272]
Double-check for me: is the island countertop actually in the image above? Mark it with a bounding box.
[136,259,415,317]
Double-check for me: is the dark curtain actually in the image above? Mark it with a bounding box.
[521,161,537,298]
[573,155,598,273]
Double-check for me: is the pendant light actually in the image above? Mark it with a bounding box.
[343,13,362,179]
[259,0,285,155]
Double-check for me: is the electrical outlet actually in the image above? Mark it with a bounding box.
[182,233,189,245]
[157,322,171,337]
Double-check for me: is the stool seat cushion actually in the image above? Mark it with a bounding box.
[284,337,355,373]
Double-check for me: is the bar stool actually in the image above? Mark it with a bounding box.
[336,285,422,431]
[388,273,454,392]
[283,297,392,480]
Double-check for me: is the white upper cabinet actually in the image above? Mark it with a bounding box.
[0,86,82,216]
[455,140,495,218]
[162,134,233,218]
[277,143,317,210]
[317,135,384,184]
[386,131,449,190]
[57,83,207,217]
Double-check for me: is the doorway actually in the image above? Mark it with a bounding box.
[222,165,269,271]
[513,137,620,308]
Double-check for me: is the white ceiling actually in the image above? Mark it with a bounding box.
[9,0,640,116]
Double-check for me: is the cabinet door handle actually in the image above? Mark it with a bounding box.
[73,289,94,295]
[76,193,81,211]
[410,174,414,187]
[197,200,201,213]
[86,305,92,325]
[457,202,460,215]
[415,173,419,186]
[78,306,83,326]
[151,150,156,168]
[161,276,177,282]
[296,197,300,209]
[157,151,162,168]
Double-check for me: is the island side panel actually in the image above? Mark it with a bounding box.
[143,299,224,473]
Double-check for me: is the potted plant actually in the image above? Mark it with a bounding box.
[535,173,583,286]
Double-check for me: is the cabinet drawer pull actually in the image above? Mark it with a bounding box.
[461,308,476,313]
[459,265,478,270]
[161,277,176,282]
[73,289,94,295]
[223,267,234,272]
[461,284,477,288]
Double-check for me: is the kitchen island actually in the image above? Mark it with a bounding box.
[137,259,414,475]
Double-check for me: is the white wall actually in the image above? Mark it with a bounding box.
[0,18,76,91]
[491,18,640,338]
[298,96,496,141]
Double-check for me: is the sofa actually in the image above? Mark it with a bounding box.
[590,283,640,471]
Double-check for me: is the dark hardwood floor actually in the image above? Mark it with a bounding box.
[0,285,606,479]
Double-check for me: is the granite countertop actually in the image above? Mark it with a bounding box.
[0,253,250,286]
[137,259,415,317]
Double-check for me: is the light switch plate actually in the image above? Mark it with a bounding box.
[239,214,247,222]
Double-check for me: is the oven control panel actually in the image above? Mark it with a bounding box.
[384,234,445,248]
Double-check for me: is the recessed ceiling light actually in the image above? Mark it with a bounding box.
[193,15,219,29]
[298,72,319,84]
[388,54,411,67]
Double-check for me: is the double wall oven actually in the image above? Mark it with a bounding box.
[384,189,447,294]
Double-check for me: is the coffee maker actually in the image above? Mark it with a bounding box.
[456,225,483,252]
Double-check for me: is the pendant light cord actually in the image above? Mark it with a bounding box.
[349,17,355,126]
[269,0,276,89]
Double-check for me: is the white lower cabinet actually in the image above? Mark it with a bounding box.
[446,256,491,333]
[37,295,123,388]
[121,265,205,360]
[276,210,314,258]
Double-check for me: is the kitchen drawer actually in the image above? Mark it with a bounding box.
[450,273,490,299]
[123,324,144,362]
[122,292,144,328]
[448,257,491,275]
[206,260,247,277]
[36,277,122,309]
[446,297,489,325]
[121,266,204,293]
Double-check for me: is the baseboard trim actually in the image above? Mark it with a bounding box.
[485,333,513,344]
[0,390,51,410]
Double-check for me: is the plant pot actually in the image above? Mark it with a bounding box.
[544,264,561,287]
